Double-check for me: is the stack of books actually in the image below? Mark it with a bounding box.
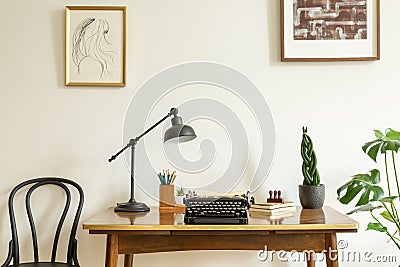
[249,202,295,220]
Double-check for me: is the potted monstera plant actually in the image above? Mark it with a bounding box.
[299,127,325,209]
[337,128,400,250]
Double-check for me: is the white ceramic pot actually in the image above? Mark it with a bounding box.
[175,195,184,205]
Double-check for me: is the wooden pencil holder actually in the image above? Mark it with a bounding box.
[159,211,175,225]
[159,184,175,207]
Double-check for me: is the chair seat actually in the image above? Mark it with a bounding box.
[9,263,77,267]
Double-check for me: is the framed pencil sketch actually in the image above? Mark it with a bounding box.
[281,0,380,62]
[65,6,126,86]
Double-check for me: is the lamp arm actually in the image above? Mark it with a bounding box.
[108,108,177,162]
[108,142,131,162]
[136,112,171,141]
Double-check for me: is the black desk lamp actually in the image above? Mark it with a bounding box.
[108,107,196,212]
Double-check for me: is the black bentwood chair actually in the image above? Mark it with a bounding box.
[1,177,84,267]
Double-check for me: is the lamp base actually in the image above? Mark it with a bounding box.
[114,199,150,212]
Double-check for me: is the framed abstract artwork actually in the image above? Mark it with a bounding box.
[281,0,380,62]
[65,6,126,86]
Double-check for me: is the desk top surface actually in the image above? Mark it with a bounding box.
[83,206,358,231]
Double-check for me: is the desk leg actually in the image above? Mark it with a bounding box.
[105,234,119,267]
[124,254,134,267]
[325,233,338,267]
[306,253,315,267]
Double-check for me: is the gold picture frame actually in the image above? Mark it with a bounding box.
[281,0,380,62]
[65,6,126,86]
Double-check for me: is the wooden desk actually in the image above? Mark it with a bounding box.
[83,206,358,267]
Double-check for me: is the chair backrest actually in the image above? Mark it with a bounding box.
[4,177,84,266]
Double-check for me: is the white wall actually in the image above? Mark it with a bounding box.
[0,0,399,266]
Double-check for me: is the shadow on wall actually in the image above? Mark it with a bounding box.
[50,10,65,88]
[266,0,281,64]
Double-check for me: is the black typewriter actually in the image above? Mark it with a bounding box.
[184,196,248,224]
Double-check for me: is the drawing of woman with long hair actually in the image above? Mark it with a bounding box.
[72,17,116,80]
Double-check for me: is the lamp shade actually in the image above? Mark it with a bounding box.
[164,115,196,143]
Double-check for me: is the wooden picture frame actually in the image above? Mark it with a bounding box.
[65,6,126,86]
[281,0,380,62]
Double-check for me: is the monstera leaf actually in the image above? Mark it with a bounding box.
[367,222,388,233]
[346,203,380,215]
[345,202,396,216]
[337,128,400,251]
[362,128,400,162]
[337,169,384,206]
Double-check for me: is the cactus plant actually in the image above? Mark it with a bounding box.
[176,186,184,196]
[301,127,321,186]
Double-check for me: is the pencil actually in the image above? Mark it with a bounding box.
[171,171,177,184]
